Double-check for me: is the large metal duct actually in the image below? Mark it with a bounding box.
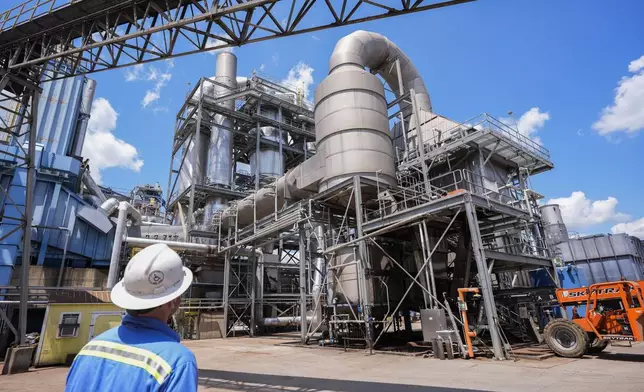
[329,31,434,152]
[203,52,238,226]
[540,204,569,246]
[207,52,237,187]
[219,31,429,228]
[315,42,396,190]
[178,130,209,195]
[250,123,285,179]
[70,78,96,158]
[329,30,431,114]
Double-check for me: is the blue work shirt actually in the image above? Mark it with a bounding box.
[65,314,198,392]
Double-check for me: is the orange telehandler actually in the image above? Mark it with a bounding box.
[543,280,644,357]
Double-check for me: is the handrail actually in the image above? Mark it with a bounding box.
[398,112,551,167]
[0,0,71,33]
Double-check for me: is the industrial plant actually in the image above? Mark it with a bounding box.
[0,0,643,377]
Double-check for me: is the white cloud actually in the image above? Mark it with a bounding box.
[271,52,279,66]
[628,55,644,73]
[83,98,144,184]
[205,38,234,55]
[123,64,172,109]
[124,64,144,82]
[141,66,172,108]
[547,191,630,230]
[259,64,265,72]
[282,62,314,99]
[592,54,644,136]
[503,107,550,144]
[611,217,644,239]
[311,35,320,41]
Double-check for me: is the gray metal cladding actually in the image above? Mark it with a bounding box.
[328,30,431,113]
[250,125,285,178]
[314,65,396,190]
[178,130,209,194]
[207,114,233,186]
[206,52,237,187]
[540,204,569,246]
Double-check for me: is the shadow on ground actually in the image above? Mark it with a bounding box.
[199,369,486,392]
[595,352,644,363]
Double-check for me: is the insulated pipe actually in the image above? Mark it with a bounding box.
[329,30,432,113]
[259,315,313,327]
[71,78,97,157]
[106,202,143,288]
[125,237,218,253]
[82,170,107,203]
[100,197,120,216]
[203,52,238,227]
[206,52,237,186]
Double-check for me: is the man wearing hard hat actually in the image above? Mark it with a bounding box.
[65,244,198,391]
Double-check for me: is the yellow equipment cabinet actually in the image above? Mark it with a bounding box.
[34,291,124,367]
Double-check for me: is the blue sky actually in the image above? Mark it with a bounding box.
[5,0,644,238]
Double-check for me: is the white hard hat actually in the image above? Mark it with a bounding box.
[111,243,193,310]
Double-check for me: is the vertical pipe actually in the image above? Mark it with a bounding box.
[299,223,307,344]
[419,223,433,308]
[222,244,231,338]
[353,176,373,351]
[416,227,430,308]
[464,199,504,360]
[187,81,203,231]
[107,203,128,289]
[250,244,256,337]
[410,89,430,196]
[394,59,408,157]
[19,90,39,346]
[422,220,438,307]
[56,229,70,287]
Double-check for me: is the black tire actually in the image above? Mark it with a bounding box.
[586,336,609,354]
[543,319,589,358]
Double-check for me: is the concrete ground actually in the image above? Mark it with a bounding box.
[2,337,643,391]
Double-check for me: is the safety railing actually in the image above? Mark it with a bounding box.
[365,166,534,223]
[400,113,551,166]
[0,0,72,33]
[180,298,224,311]
[483,235,550,259]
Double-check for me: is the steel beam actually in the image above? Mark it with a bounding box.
[0,1,476,79]
[298,223,307,344]
[463,197,504,360]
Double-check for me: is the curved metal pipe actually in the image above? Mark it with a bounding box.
[99,197,120,216]
[329,30,431,113]
[106,201,143,288]
[82,170,107,203]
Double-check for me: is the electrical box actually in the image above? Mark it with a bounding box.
[420,309,448,342]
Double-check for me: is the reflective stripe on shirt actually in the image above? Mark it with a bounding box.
[77,340,172,384]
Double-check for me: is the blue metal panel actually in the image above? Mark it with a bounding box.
[37,182,62,265]
[35,70,85,156]
[0,167,29,286]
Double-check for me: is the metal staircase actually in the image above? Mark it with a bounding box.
[496,303,533,343]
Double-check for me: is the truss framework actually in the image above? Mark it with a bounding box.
[0,0,474,80]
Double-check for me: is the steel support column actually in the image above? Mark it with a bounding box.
[353,176,373,352]
[19,90,39,346]
[250,244,257,337]
[299,223,307,344]
[222,227,232,338]
[463,197,504,360]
